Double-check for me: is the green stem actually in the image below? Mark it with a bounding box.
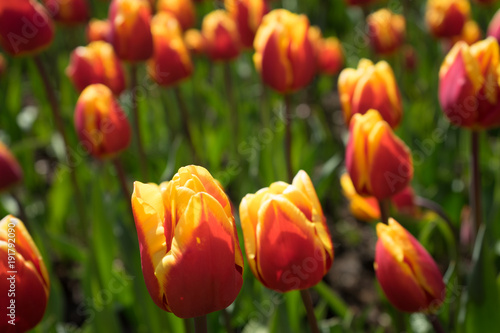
[130,64,148,180]
[223,62,239,155]
[10,190,27,225]
[470,130,481,238]
[377,199,391,224]
[415,196,458,238]
[194,316,207,333]
[427,314,446,333]
[173,86,200,164]
[300,289,320,333]
[284,94,293,182]
[112,157,131,203]
[221,308,234,333]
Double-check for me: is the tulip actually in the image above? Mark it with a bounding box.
[0,215,50,332]
[86,19,111,43]
[108,0,153,62]
[224,0,269,49]
[202,10,241,61]
[254,9,316,93]
[67,41,126,95]
[367,9,405,55]
[346,109,413,199]
[0,0,54,56]
[309,26,344,76]
[487,9,500,43]
[426,0,470,38]
[450,20,481,47]
[0,53,5,76]
[74,84,131,159]
[157,0,195,31]
[439,37,500,129]
[131,165,243,318]
[184,29,206,55]
[375,218,446,312]
[338,59,402,128]
[148,12,193,87]
[0,142,23,192]
[403,45,417,71]
[239,170,333,292]
[43,0,90,25]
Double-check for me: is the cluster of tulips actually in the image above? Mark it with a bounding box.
[1,0,500,332]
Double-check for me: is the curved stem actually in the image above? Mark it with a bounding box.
[300,289,320,333]
[194,315,207,333]
[284,94,293,182]
[415,196,458,237]
[377,199,391,224]
[427,314,446,333]
[173,87,200,164]
[470,130,481,238]
[130,64,148,180]
[10,190,28,225]
[221,308,234,333]
[112,157,131,206]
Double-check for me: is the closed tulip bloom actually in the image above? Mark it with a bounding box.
[487,9,500,43]
[375,219,445,312]
[0,215,50,332]
[43,0,90,25]
[367,9,405,55]
[225,0,269,49]
[74,84,131,159]
[131,166,244,318]
[254,9,316,93]
[0,142,22,192]
[157,0,195,30]
[439,37,500,129]
[202,10,241,61]
[346,110,413,199]
[148,12,193,86]
[240,171,333,292]
[0,0,54,56]
[109,0,153,62]
[86,19,111,43]
[426,0,470,38]
[67,41,126,95]
[309,26,344,76]
[340,173,381,222]
[450,20,481,46]
[184,29,207,55]
[338,59,402,128]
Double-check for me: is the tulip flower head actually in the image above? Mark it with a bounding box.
[86,19,111,43]
[375,219,445,312]
[74,84,131,159]
[487,9,500,43]
[108,0,154,62]
[0,215,50,332]
[309,26,344,76]
[439,37,500,129]
[0,142,23,192]
[346,110,413,199]
[426,0,470,38]
[43,0,90,25]
[131,166,244,318]
[225,0,269,49]
[184,29,207,55]
[156,0,195,31]
[202,10,241,61]
[148,12,193,87]
[0,0,55,56]
[367,9,405,55]
[338,59,402,128]
[448,20,481,48]
[239,170,333,292]
[253,9,316,94]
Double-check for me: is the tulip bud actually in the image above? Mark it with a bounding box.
[131,165,243,318]
[426,0,470,38]
[74,84,131,159]
[367,9,405,55]
[346,110,413,199]
[309,26,344,76]
[254,9,316,93]
[184,29,207,55]
[239,170,333,292]
[0,0,55,56]
[225,0,269,49]
[375,218,445,312]
[148,12,193,86]
[403,45,418,71]
[0,142,23,192]
[43,0,90,25]
[487,9,500,43]
[202,10,241,61]
[340,173,381,222]
[108,0,154,62]
[0,53,6,76]
[86,19,111,43]
[338,59,402,128]
[439,37,500,129]
[157,0,195,31]
[450,20,481,46]
[67,41,126,95]
[0,215,50,332]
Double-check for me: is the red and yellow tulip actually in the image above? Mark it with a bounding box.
[202,10,241,61]
[239,171,333,292]
[309,27,344,76]
[86,19,111,43]
[375,218,446,312]
[0,215,50,332]
[338,59,402,128]
[225,0,269,49]
[156,0,195,31]
[131,166,244,318]
[184,29,207,55]
[0,142,22,192]
[367,9,405,55]
[43,0,90,25]
[426,0,470,38]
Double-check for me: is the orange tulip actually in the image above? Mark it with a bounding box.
[67,41,126,95]
[439,37,500,129]
[108,0,153,62]
[0,53,5,76]
[375,219,445,312]
[131,166,244,318]
[225,0,269,49]
[239,171,333,292]
[0,0,54,56]
[254,9,316,93]
[309,26,344,76]
[74,84,131,159]
[0,142,22,192]
[86,19,111,43]
[346,110,413,199]
[202,10,241,61]
[148,12,193,86]
[426,0,470,38]
[184,29,206,55]
[487,9,500,43]
[156,0,195,31]
[367,9,405,55]
[338,59,402,128]
[0,215,50,332]
[43,0,90,25]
